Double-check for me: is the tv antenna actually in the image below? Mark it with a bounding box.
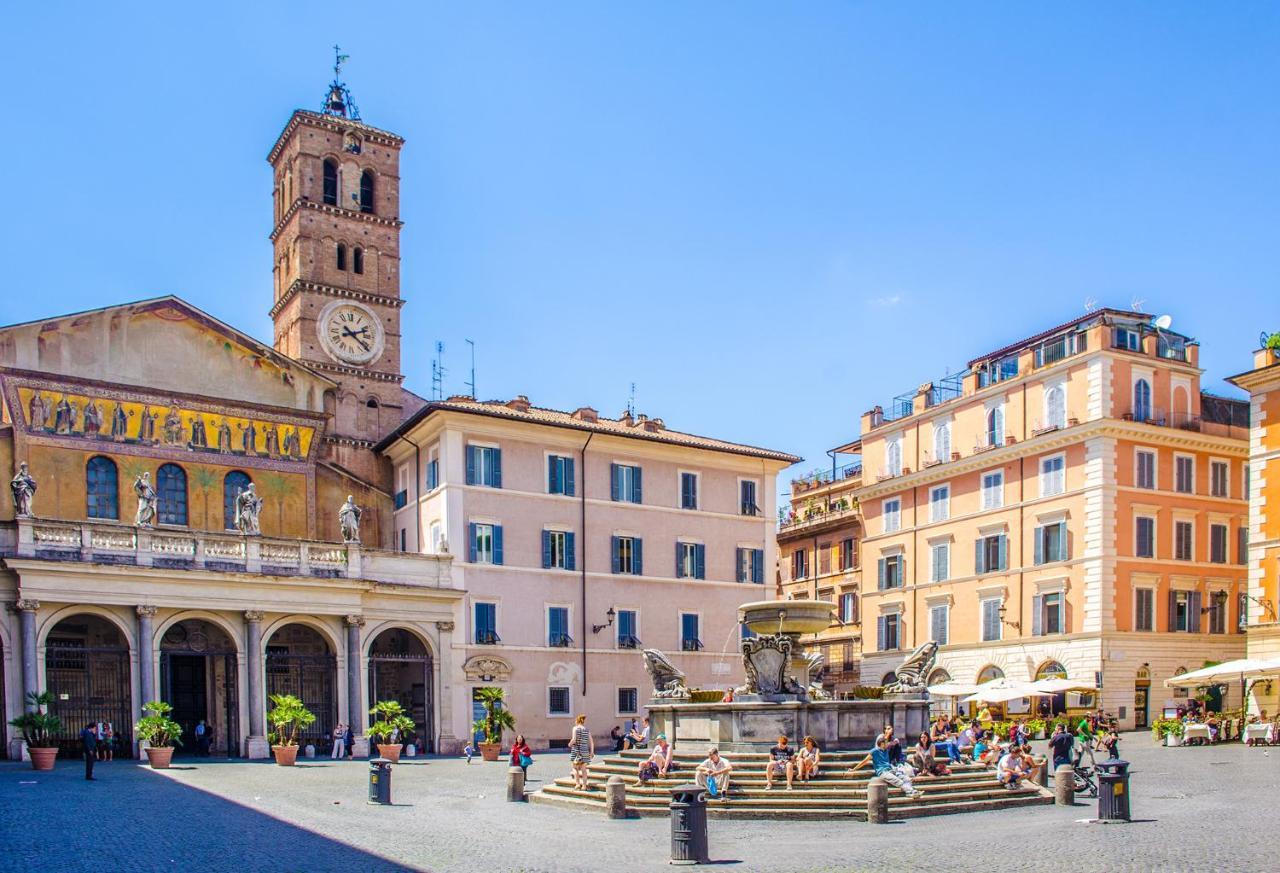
[465,339,476,399]
[627,382,637,417]
[1131,296,1147,313]
[431,342,447,400]
[1083,297,1098,313]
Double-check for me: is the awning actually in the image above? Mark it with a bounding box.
[1164,657,1280,688]
[927,682,978,697]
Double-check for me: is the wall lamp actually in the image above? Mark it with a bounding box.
[997,602,1021,632]
[592,607,617,634]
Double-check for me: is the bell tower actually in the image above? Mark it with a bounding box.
[268,50,406,484]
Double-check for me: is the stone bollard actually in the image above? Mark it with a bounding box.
[1054,765,1075,806]
[606,775,627,819]
[1031,759,1049,787]
[866,777,889,824]
[507,766,526,802]
[304,744,316,758]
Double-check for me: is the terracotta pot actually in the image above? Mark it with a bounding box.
[145,746,175,769]
[376,744,402,763]
[273,745,299,766]
[28,746,58,771]
[479,742,502,762]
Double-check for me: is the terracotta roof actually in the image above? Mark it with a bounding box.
[376,397,802,464]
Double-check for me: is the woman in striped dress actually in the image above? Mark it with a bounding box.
[569,714,595,790]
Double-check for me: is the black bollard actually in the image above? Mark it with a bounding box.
[669,784,709,865]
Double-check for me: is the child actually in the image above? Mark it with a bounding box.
[464,741,477,764]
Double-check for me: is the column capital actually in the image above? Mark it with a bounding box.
[344,614,366,627]
[136,604,158,617]
[243,609,265,623]
[15,598,40,613]
[435,620,455,633]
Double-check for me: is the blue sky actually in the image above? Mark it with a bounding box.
[6,2,1278,490]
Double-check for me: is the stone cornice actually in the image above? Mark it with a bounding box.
[269,279,404,320]
[307,360,404,384]
[270,199,403,243]
[267,110,404,164]
[854,417,1248,501]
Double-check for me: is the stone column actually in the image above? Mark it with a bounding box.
[435,620,458,754]
[345,615,368,756]
[136,606,157,709]
[244,610,269,758]
[17,599,40,707]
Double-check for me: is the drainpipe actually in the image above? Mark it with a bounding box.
[396,434,423,551]
[580,432,594,695]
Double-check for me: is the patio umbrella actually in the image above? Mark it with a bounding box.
[927,682,978,697]
[961,677,1041,704]
[1165,657,1280,715]
[1030,677,1097,694]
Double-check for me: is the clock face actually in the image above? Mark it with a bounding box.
[317,302,384,365]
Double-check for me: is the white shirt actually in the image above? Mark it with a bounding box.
[700,755,731,775]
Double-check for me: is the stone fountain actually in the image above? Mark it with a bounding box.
[645,599,933,752]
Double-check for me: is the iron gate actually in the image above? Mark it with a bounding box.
[158,651,241,756]
[368,653,434,753]
[265,651,336,752]
[45,642,133,757]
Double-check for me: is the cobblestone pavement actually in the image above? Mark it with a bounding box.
[2,732,1276,873]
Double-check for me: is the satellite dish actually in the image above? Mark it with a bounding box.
[1154,314,1173,331]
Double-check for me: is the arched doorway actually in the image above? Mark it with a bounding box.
[1134,664,1152,728]
[367,627,434,753]
[159,619,239,757]
[1036,660,1069,716]
[44,614,132,756]
[265,624,336,753]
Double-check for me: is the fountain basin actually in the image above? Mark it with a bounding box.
[738,599,834,635]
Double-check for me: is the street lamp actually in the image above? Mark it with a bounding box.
[592,607,617,634]
[997,601,1021,632]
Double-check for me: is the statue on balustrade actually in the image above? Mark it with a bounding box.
[134,472,158,528]
[234,483,263,535]
[10,462,36,518]
[339,495,363,544]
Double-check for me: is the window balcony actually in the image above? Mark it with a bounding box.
[475,630,502,645]
[618,634,643,650]
[681,638,704,652]
[549,632,574,648]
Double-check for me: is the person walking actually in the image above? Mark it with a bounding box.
[194,720,209,757]
[1048,723,1074,771]
[81,722,98,781]
[510,734,533,779]
[569,715,594,790]
[343,724,355,759]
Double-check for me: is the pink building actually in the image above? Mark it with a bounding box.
[377,396,799,752]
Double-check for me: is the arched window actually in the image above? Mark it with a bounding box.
[223,471,251,530]
[1045,384,1066,429]
[359,169,375,213]
[977,664,1005,683]
[336,243,347,271]
[1133,379,1152,422]
[933,421,951,463]
[1035,660,1068,680]
[322,159,339,206]
[156,463,187,526]
[85,456,119,520]
[986,406,1004,447]
[353,246,364,275]
[366,397,380,409]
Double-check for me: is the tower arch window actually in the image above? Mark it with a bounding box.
[322,159,339,206]
[156,464,188,526]
[353,247,364,275]
[359,170,375,214]
[86,456,119,520]
[336,243,347,271]
[223,471,252,531]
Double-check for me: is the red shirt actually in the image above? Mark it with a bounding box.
[510,742,531,766]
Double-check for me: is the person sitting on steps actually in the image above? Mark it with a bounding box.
[851,736,922,799]
[765,734,796,790]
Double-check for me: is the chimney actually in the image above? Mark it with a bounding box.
[571,407,599,423]
[446,394,474,403]
[620,410,634,427]
[506,395,531,413]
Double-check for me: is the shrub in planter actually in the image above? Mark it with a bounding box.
[368,700,416,763]
[267,693,316,766]
[8,691,62,771]
[136,701,183,768]
[471,687,516,761]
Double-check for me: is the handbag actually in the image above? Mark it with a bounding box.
[519,754,533,768]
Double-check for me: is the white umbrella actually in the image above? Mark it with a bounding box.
[927,682,978,697]
[1030,677,1097,694]
[961,677,1040,704]
[1165,657,1280,687]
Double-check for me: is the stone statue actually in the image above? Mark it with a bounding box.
[339,495,363,543]
[109,402,129,440]
[138,406,158,443]
[215,418,233,453]
[642,648,691,699]
[804,650,832,701]
[134,472,158,528]
[282,427,301,459]
[241,421,257,455]
[264,425,280,457]
[54,396,77,434]
[10,462,36,518]
[28,393,47,431]
[741,635,794,696]
[83,400,103,438]
[234,482,263,535]
[189,415,208,449]
[883,641,939,694]
[163,405,183,445]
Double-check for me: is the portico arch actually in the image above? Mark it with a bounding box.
[265,622,337,753]
[43,613,133,755]
[365,625,435,753]
[158,617,240,757]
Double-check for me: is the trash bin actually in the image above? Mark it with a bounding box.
[668,784,709,865]
[368,757,392,805]
[1096,758,1130,821]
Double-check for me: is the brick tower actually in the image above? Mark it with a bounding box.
[267,56,406,486]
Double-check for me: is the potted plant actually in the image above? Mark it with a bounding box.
[267,693,315,766]
[471,687,516,762]
[1026,718,1048,740]
[135,700,183,768]
[367,700,415,764]
[8,691,62,771]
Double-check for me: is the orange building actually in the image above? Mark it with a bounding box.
[788,310,1250,729]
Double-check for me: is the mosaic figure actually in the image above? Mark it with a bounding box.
[54,396,77,434]
[264,425,280,457]
[83,400,103,438]
[28,393,48,431]
[242,421,257,456]
[163,405,184,445]
[139,406,158,443]
[109,402,129,440]
[190,415,208,449]
[216,418,233,453]
[282,427,301,459]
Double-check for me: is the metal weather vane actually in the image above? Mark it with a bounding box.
[321,44,361,120]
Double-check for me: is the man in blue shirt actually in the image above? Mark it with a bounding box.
[80,722,98,781]
[851,736,922,799]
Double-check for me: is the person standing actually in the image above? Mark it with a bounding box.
[569,715,595,791]
[344,724,355,758]
[194,720,209,757]
[331,724,347,759]
[102,723,115,762]
[81,722,98,781]
[1048,723,1074,771]
[510,734,533,779]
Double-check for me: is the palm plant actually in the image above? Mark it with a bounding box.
[135,700,183,748]
[267,693,316,747]
[367,700,416,745]
[190,466,220,529]
[8,691,61,748]
[471,687,516,745]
